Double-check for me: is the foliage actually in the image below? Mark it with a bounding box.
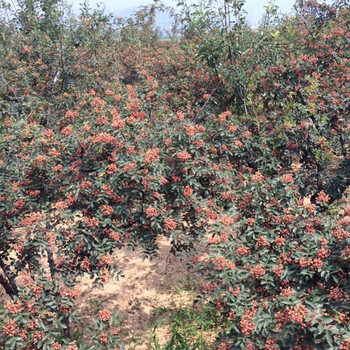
[0,0,349,349]
[202,174,350,349]
[149,303,221,350]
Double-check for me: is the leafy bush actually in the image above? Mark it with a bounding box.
[202,174,350,349]
[0,0,349,349]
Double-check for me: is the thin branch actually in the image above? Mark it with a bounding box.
[46,219,57,278]
[0,274,18,297]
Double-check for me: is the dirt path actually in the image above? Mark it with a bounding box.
[77,237,205,349]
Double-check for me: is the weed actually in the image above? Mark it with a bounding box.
[148,303,220,350]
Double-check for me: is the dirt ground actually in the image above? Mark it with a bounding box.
[77,236,206,349]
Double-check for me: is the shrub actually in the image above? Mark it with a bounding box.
[0,0,349,348]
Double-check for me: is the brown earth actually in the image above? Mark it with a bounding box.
[77,236,208,349]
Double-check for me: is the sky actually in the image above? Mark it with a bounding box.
[70,0,296,22]
[68,0,333,26]
[71,0,295,12]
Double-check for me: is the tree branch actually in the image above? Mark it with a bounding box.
[0,257,18,297]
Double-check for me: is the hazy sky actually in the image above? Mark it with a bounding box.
[70,0,296,15]
[69,0,333,26]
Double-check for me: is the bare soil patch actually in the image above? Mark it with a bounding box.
[77,237,206,349]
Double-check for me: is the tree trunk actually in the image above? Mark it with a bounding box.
[0,257,18,297]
